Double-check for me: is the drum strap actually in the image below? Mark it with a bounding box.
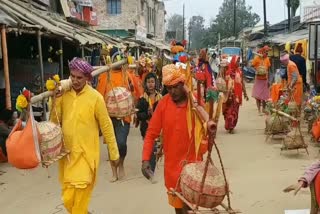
[50,95,66,152]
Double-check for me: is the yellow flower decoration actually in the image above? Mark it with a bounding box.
[16,95,28,109]
[128,56,134,64]
[46,79,56,91]
[53,74,60,83]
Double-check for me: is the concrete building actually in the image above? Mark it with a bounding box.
[93,0,166,41]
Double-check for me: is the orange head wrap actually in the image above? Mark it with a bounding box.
[162,64,186,86]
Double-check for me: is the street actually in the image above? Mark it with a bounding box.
[0,84,317,214]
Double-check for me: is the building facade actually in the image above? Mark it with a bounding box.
[93,0,166,41]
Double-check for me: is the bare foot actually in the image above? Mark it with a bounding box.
[228,129,234,134]
[110,165,118,182]
[118,165,125,180]
[110,175,118,183]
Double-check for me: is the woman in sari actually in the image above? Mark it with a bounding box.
[223,56,249,133]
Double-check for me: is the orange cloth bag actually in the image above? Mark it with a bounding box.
[6,108,41,169]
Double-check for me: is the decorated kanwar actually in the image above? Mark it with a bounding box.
[96,47,135,182]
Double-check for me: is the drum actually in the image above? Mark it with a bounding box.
[180,161,227,208]
[106,87,135,118]
[37,121,62,162]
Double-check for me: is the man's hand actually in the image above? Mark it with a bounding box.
[148,107,153,116]
[283,181,305,195]
[55,86,64,98]
[110,158,120,167]
[141,161,152,180]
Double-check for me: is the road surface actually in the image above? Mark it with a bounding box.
[0,85,317,214]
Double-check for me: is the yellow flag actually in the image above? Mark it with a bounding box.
[185,62,205,157]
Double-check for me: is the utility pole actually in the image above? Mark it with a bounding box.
[287,0,291,32]
[182,3,185,40]
[263,0,267,37]
[188,30,191,50]
[233,0,236,37]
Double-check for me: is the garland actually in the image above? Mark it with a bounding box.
[15,74,61,112]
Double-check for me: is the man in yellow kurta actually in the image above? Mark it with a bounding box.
[51,58,119,214]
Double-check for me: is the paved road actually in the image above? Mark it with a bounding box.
[0,85,317,214]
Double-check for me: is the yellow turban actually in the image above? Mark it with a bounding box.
[162,64,186,86]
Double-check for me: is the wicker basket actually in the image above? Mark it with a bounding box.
[287,101,298,113]
[265,115,289,134]
[106,87,135,118]
[216,77,227,92]
[256,65,267,76]
[37,121,62,162]
[180,162,227,208]
[283,131,307,150]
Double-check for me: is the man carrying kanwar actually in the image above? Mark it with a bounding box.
[50,57,120,214]
[251,45,271,115]
[141,64,207,214]
[96,48,134,182]
[280,51,303,108]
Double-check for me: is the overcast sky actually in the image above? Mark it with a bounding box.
[164,0,297,27]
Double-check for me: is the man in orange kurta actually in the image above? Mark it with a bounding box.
[142,64,203,214]
[280,52,303,106]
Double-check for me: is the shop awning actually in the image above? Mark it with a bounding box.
[268,29,309,45]
[133,36,170,51]
[0,0,125,47]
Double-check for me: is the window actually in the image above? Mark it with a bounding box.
[107,0,121,15]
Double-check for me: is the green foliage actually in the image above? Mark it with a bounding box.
[188,16,206,50]
[286,0,300,16]
[202,0,260,47]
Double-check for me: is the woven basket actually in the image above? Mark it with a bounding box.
[180,162,227,208]
[106,87,135,118]
[287,101,298,113]
[37,121,62,162]
[265,115,289,134]
[283,132,307,150]
[256,65,267,76]
[216,77,227,92]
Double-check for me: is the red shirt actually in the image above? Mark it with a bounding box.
[142,95,202,190]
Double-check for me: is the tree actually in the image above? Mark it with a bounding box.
[202,21,219,47]
[166,14,184,41]
[188,16,206,50]
[202,0,260,46]
[286,0,300,17]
